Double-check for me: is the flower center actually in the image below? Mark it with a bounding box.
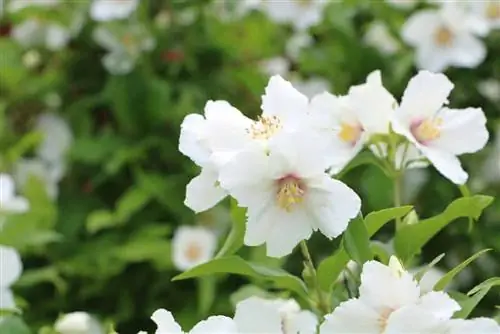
[378,307,394,332]
[298,0,312,7]
[338,122,362,145]
[486,3,500,19]
[248,115,282,140]
[434,26,453,47]
[411,118,442,143]
[122,33,134,46]
[276,176,305,212]
[185,243,202,261]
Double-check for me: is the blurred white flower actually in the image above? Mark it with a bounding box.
[291,77,330,99]
[93,24,155,75]
[364,21,399,56]
[21,49,42,69]
[392,71,489,185]
[478,79,500,103]
[0,173,29,214]
[35,113,73,163]
[172,226,217,271]
[11,19,71,51]
[467,0,500,34]
[259,57,290,77]
[14,158,63,200]
[481,125,500,183]
[90,0,139,22]
[286,32,313,60]
[0,246,22,310]
[320,256,461,334]
[410,266,447,294]
[402,4,486,71]
[402,167,429,203]
[385,0,418,9]
[54,312,104,334]
[219,131,361,258]
[310,70,396,173]
[255,0,328,31]
[8,0,59,12]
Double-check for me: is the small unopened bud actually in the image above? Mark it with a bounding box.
[54,312,104,334]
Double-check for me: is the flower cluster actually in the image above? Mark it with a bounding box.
[179,70,488,258]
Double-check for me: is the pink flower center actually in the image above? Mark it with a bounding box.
[276,175,305,212]
[411,118,442,144]
[338,122,363,146]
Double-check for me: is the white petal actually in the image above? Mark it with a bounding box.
[172,226,217,271]
[401,10,441,47]
[291,310,318,334]
[244,205,273,247]
[430,108,488,156]
[0,288,16,310]
[0,246,23,288]
[447,318,500,334]
[398,71,454,124]
[385,305,445,334]
[419,145,468,185]
[179,113,211,167]
[261,75,309,123]
[102,52,135,75]
[264,206,313,258]
[0,173,15,202]
[184,167,226,213]
[35,113,73,162]
[45,24,70,51]
[359,260,420,313]
[450,34,486,68]
[234,297,283,333]
[190,316,237,334]
[417,291,460,320]
[90,0,139,21]
[307,176,361,239]
[415,44,453,72]
[319,299,380,334]
[151,309,183,334]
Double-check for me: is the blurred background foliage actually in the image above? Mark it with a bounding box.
[0,0,499,332]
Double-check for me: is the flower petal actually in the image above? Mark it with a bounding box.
[190,316,237,334]
[419,145,468,185]
[0,246,23,288]
[385,305,445,334]
[151,309,183,334]
[319,299,380,334]
[234,297,283,333]
[179,114,210,167]
[184,167,226,213]
[417,291,461,320]
[401,10,441,47]
[447,318,500,334]
[450,34,486,69]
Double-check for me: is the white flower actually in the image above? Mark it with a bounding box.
[481,125,500,183]
[11,19,71,51]
[148,308,236,334]
[0,246,22,310]
[286,32,313,60]
[310,70,396,173]
[93,24,155,75]
[467,0,500,34]
[402,4,486,71]
[54,312,104,334]
[478,79,500,102]
[410,266,447,294]
[364,21,399,56]
[22,49,42,69]
[8,0,59,12]
[172,226,217,271]
[35,113,73,163]
[385,0,418,9]
[257,0,327,31]
[392,71,489,184]
[0,174,29,214]
[290,77,330,99]
[259,57,290,77]
[445,318,500,334]
[219,131,361,258]
[14,158,63,200]
[320,256,461,334]
[90,0,139,22]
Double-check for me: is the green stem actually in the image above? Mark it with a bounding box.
[300,241,330,315]
[394,172,403,230]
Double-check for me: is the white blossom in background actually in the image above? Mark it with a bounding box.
[310,70,396,173]
[90,0,139,22]
[392,71,489,185]
[402,168,429,203]
[320,256,461,333]
[219,131,361,258]
[259,57,290,77]
[0,174,29,213]
[385,0,419,9]
[14,159,63,200]
[481,125,500,183]
[93,24,155,75]
[478,79,500,103]
[172,226,217,271]
[467,0,500,34]
[11,20,71,51]
[410,266,447,294]
[402,3,486,71]
[21,49,42,69]
[0,246,23,310]
[364,21,400,56]
[286,32,313,60]
[35,112,73,163]
[291,77,330,99]
[54,312,104,334]
[8,0,59,12]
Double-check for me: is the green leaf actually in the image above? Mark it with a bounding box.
[343,215,373,265]
[115,187,151,221]
[335,151,392,179]
[0,316,31,334]
[6,131,44,164]
[172,256,308,300]
[317,206,412,291]
[394,196,493,261]
[434,249,491,291]
[86,210,116,234]
[414,253,445,282]
[452,277,500,319]
[215,199,246,258]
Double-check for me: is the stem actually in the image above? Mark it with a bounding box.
[393,172,403,230]
[300,241,330,315]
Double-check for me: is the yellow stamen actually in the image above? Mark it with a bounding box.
[248,115,282,140]
[486,3,500,19]
[276,177,304,212]
[185,243,202,261]
[338,123,362,144]
[434,26,454,47]
[413,118,442,142]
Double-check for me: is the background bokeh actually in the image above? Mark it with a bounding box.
[0,0,499,332]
